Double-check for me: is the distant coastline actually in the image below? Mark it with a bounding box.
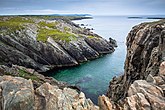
[128,15,165,19]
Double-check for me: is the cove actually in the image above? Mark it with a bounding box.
[49,16,158,104]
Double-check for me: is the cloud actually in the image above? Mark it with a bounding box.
[0,0,164,15]
[0,9,70,15]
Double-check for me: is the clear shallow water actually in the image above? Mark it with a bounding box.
[49,16,159,104]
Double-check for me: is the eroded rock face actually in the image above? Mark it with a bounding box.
[107,20,165,101]
[99,61,165,110]
[0,75,99,110]
[0,16,115,72]
[35,83,99,110]
[102,20,165,110]
[0,76,34,110]
[0,65,99,110]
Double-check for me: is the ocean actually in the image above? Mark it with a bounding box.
[49,16,160,104]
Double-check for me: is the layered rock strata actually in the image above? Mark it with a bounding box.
[0,16,115,72]
[102,20,165,109]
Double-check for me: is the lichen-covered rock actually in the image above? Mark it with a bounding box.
[0,75,34,110]
[35,83,99,110]
[0,66,99,110]
[107,19,165,101]
[104,20,165,110]
[0,75,99,110]
[99,61,165,110]
[0,16,115,72]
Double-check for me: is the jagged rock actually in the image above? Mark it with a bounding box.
[0,16,115,72]
[85,37,115,54]
[0,65,76,90]
[104,20,165,110]
[109,38,117,47]
[107,19,165,101]
[0,75,34,110]
[124,93,151,110]
[0,65,99,110]
[35,83,99,110]
[98,95,113,110]
[0,75,99,110]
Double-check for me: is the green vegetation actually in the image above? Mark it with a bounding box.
[0,15,92,42]
[38,21,58,29]
[37,28,77,42]
[18,69,39,81]
[88,35,97,39]
[64,27,71,31]
[37,19,77,42]
[0,16,33,32]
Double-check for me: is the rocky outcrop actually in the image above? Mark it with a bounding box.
[99,61,165,110]
[107,20,165,101]
[104,20,165,109]
[0,66,99,110]
[0,75,34,110]
[0,16,115,72]
[109,38,117,47]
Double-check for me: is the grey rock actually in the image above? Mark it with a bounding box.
[107,20,165,101]
[0,76,34,110]
[0,16,115,72]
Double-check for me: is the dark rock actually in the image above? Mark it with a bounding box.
[99,19,165,110]
[85,37,115,54]
[107,20,165,102]
[0,16,115,72]
[109,37,117,47]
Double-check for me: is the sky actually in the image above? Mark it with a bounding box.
[0,0,165,15]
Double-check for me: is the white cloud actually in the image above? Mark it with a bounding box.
[0,9,75,15]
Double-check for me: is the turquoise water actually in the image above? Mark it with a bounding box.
[49,16,158,104]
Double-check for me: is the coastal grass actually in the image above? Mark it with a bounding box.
[0,16,79,42]
[0,16,34,32]
[18,69,40,81]
[88,35,96,39]
[37,28,77,42]
[38,21,58,29]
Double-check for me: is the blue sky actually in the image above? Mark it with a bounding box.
[0,0,165,15]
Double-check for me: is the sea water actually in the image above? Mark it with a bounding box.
[50,16,159,104]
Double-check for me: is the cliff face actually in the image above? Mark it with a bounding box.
[107,20,165,101]
[99,62,165,110]
[0,16,115,72]
[103,20,165,109]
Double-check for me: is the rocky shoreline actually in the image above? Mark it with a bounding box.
[0,65,99,110]
[0,16,165,110]
[100,19,165,109]
[0,16,115,73]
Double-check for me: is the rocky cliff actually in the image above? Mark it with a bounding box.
[0,16,115,72]
[100,19,165,109]
[0,65,99,110]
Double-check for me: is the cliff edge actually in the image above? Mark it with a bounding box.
[0,16,115,72]
[100,19,165,109]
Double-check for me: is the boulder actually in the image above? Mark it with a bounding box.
[0,75,34,110]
